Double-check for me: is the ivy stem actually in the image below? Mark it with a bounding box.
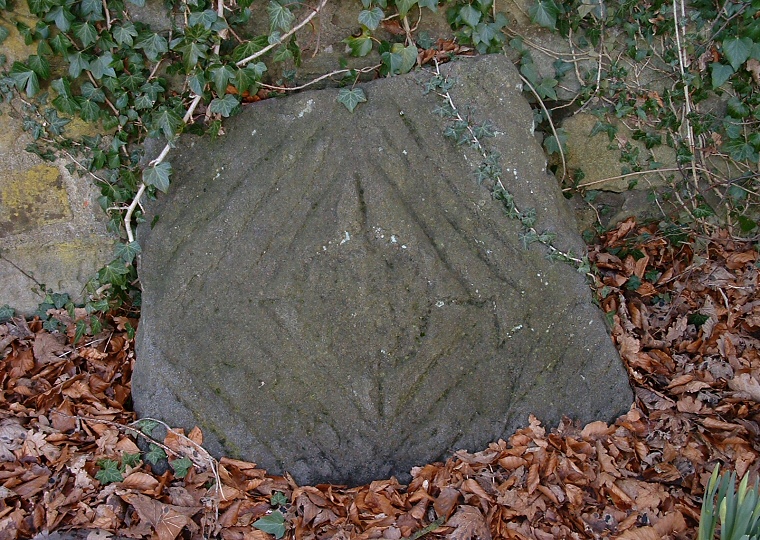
[124,0,329,244]
[432,59,584,267]
[235,0,328,67]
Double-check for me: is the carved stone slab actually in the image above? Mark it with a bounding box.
[133,55,632,485]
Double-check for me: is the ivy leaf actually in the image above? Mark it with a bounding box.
[76,96,102,121]
[232,35,269,63]
[233,64,263,94]
[89,52,116,79]
[10,61,40,96]
[529,0,560,30]
[337,87,366,112]
[459,4,481,27]
[151,108,183,139]
[44,109,70,135]
[253,511,286,539]
[710,62,733,89]
[209,94,240,117]
[189,9,220,29]
[51,78,80,114]
[386,43,417,74]
[722,37,753,71]
[112,22,138,46]
[127,0,145,6]
[27,0,52,16]
[79,0,104,20]
[45,5,75,31]
[418,0,438,10]
[268,0,294,32]
[143,162,172,192]
[170,457,193,479]
[343,34,373,57]
[73,21,98,46]
[49,32,72,54]
[209,63,236,95]
[187,70,208,96]
[114,241,141,263]
[135,32,168,61]
[145,443,167,464]
[95,459,124,484]
[67,50,91,78]
[358,7,383,30]
[119,72,146,92]
[27,55,51,79]
[395,0,417,18]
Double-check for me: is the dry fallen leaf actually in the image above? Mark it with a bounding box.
[445,505,491,540]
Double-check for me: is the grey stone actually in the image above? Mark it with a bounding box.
[133,54,632,486]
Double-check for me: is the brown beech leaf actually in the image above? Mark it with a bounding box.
[728,373,760,402]
[434,487,460,520]
[33,332,68,364]
[120,492,200,540]
[120,471,160,492]
[445,505,491,540]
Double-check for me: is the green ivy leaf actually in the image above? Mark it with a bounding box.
[232,35,269,63]
[253,511,286,539]
[135,32,168,61]
[73,21,98,47]
[67,50,90,78]
[187,70,208,96]
[99,260,130,285]
[0,305,15,323]
[112,22,138,46]
[382,43,416,74]
[52,78,81,116]
[122,452,142,468]
[143,162,172,192]
[209,94,240,117]
[268,0,295,32]
[170,457,193,479]
[151,107,183,139]
[459,4,481,27]
[722,37,753,71]
[271,491,288,506]
[343,34,373,57]
[27,54,51,79]
[45,5,75,31]
[49,32,72,54]
[95,459,124,484]
[89,52,116,79]
[145,443,167,465]
[189,9,219,29]
[209,63,236,95]
[358,7,383,30]
[529,0,560,30]
[418,0,438,10]
[395,0,417,18]
[76,97,101,121]
[79,0,103,20]
[9,61,40,96]
[114,241,141,263]
[337,87,367,112]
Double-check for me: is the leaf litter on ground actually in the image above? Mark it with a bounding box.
[0,219,758,540]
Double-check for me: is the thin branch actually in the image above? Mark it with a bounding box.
[564,166,709,191]
[124,0,329,243]
[258,64,380,92]
[235,0,328,68]
[517,73,567,181]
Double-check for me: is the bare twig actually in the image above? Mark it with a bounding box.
[124,0,329,243]
[517,73,567,181]
[235,0,328,68]
[258,64,380,92]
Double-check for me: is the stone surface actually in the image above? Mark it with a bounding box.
[0,6,115,314]
[562,113,677,194]
[134,54,633,486]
